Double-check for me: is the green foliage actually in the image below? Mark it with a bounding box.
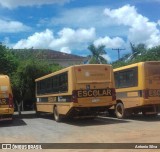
[88,44,108,64]
[11,60,61,114]
[112,60,127,68]
[0,43,18,75]
[112,44,160,68]
[11,58,62,108]
[0,46,62,112]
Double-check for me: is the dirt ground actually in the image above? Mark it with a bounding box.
[0,111,160,152]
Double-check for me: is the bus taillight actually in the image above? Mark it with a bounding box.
[9,93,14,108]
[111,88,116,101]
[72,90,78,103]
[143,89,149,99]
[77,68,81,72]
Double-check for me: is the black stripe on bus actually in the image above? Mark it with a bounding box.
[37,96,72,103]
[116,90,143,98]
[117,89,160,98]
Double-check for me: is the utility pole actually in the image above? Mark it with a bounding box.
[112,48,125,60]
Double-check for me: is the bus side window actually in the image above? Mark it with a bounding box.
[37,82,40,94]
[114,72,119,88]
[52,76,59,93]
[59,72,68,92]
[41,80,46,94]
[46,78,52,93]
[115,67,138,89]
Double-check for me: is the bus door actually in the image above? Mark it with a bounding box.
[74,65,114,105]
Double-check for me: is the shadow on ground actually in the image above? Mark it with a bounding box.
[14,112,37,119]
[62,116,130,126]
[0,118,27,127]
[106,112,160,122]
[16,111,130,126]
[127,114,160,122]
[6,111,160,127]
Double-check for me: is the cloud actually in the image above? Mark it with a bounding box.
[0,0,70,9]
[0,19,30,33]
[50,6,112,29]
[94,36,125,49]
[45,6,129,37]
[101,54,111,63]
[104,4,160,48]
[13,28,96,53]
[60,47,71,54]
[13,29,54,49]
[12,27,127,60]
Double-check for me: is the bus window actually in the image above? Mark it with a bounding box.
[115,67,138,88]
[59,72,68,92]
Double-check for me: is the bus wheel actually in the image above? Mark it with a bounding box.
[115,102,125,119]
[54,106,62,122]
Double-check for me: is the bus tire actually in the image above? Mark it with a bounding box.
[54,106,62,122]
[115,102,125,119]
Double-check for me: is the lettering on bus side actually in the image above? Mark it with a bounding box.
[149,89,160,97]
[77,89,112,98]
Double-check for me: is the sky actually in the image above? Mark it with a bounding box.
[0,0,160,62]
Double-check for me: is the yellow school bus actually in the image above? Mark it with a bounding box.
[114,61,160,118]
[0,75,14,121]
[35,64,116,122]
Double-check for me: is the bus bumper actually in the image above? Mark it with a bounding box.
[0,108,14,121]
[0,115,13,121]
[67,106,110,117]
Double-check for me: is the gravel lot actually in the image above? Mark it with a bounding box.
[0,111,160,152]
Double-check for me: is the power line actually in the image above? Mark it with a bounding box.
[112,48,125,60]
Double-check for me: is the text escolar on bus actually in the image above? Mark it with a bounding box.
[0,75,14,121]
[35,64,116,122]
[112,61,160,119]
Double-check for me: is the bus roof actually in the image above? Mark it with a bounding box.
[0,75,9,79]
[35,64,112,82]
[113,61,160,72]
[113,62,142,72]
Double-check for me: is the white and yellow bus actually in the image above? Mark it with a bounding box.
[35,64,116,122]
[114,61,160,118]
[0,75,14,121]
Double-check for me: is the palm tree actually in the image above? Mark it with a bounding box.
[87,44,107,64]
[129,42,146,60]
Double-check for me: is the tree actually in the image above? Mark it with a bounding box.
[87,44,108,64]
[112,44,160,68]
[0,43,17,75]
[11,58,61,115]
[129,42,147,61]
